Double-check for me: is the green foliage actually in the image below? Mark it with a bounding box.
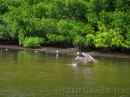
[73,35,86,45]
[85,34,95,46]
[94,28,127,48]
[0,0,130,49]
[18,32,45,47]
[22,36,45,47]
[46,34,65,43]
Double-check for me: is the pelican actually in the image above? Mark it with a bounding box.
[75,53,97,64]
[82,53,97,63]
[82,53,94,59]
[75,56,88,64]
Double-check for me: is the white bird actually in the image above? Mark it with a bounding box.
[56,50,59,54]
[5,49,8,51]
[35,51,38,53]
[56,50,59,59]
[77,52,79,55]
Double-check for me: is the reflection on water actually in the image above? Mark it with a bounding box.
[0,50,130,97]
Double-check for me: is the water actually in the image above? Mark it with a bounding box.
[0,50,130,97]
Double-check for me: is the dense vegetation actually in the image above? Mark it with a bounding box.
[0,0,130,50]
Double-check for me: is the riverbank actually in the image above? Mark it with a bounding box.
[0,45,130,60]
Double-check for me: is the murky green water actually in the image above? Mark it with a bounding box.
[0,50,130,97]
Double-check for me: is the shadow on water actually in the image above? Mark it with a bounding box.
[0,50,130,97]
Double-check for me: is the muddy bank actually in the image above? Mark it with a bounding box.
[0,45,130,60]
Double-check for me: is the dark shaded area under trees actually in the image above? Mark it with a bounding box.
[0,0,130,52]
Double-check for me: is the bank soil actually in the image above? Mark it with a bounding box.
[0,45,130,60]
